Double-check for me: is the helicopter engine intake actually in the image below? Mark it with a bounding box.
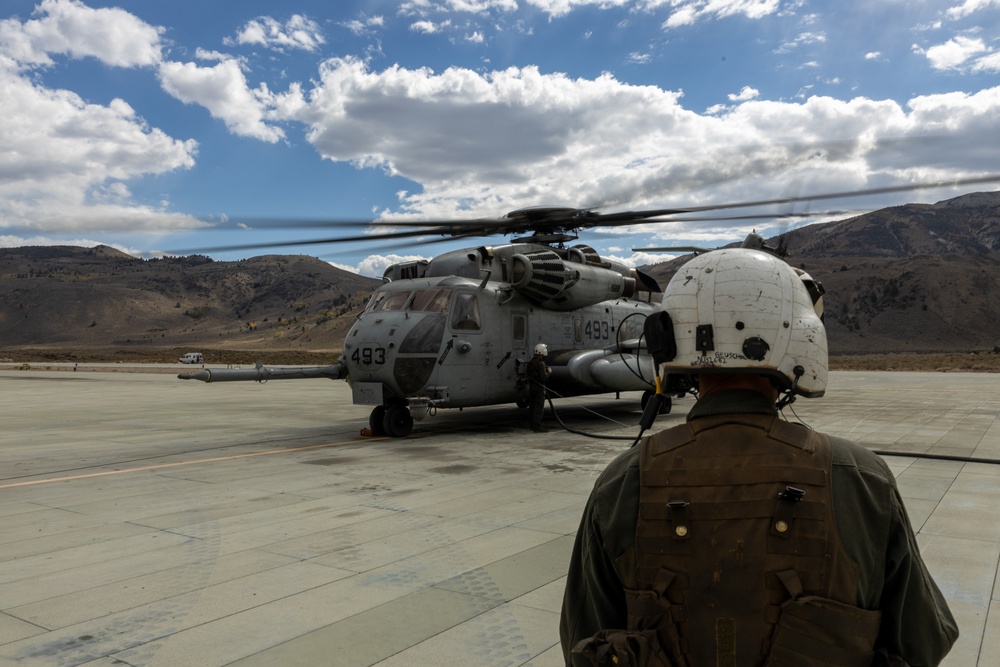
[511,249,636,311]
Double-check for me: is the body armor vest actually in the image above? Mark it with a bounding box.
[573,414,881,667]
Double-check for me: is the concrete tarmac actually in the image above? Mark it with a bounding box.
[0,368,998,666]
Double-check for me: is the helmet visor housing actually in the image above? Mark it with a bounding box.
[660,248,828,397]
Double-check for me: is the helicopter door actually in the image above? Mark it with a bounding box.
[444,291,507,406]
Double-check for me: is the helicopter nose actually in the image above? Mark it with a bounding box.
[398,314,447,354]
[391,314,447,394]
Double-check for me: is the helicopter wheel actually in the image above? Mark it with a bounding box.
[383,403,414,438]
[369,406,387,436]
[641,390,672,415]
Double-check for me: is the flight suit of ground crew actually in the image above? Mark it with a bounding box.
[560,390,958,667]
[527,352,550,431]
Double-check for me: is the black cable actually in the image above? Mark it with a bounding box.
[614,312,656,387]
[543,390,644,443]
[872,450,1000,465]
[539,366,1000,464]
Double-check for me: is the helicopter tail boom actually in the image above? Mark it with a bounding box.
[178,363,344,383]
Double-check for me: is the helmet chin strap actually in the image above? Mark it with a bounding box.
[776,365,805,411]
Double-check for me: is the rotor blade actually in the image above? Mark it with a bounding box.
[608,209,859,226]
[173,173,1000,255]
[591,173,1000,225]
[226,215,506,230]
[168,225,462,255]
[632,246,710,253]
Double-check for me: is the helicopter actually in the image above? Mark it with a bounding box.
[177,175,1000,437]
[179,206,688,437]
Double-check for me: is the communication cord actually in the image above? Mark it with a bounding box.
[871,450,1000,466]
[543,379,672,447]
[545,389,1000,465]
[542,389,643,443]
[781,403,1000,466]
[614,312,656,387]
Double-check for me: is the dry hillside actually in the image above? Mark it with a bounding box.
[0,247,379,363]
[643,191,1000,355]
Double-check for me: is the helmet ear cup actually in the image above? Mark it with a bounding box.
[794,268,826,319]
[644,311,676,367]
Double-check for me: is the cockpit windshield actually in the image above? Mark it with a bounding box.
[409,289,450,313]
[367,289,452,314]
[374,291,410,312]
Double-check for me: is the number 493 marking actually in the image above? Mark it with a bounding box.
[584,320,610,340]
[351,347,386,365]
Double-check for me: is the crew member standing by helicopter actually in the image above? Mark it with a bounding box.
[528,343,552,432]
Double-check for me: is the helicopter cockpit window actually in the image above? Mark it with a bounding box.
[364,293,386,313]
[409,289,451,313]
[451,292,481,331]
[375,291,410,312]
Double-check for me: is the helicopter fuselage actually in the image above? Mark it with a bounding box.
[344,275,659,417]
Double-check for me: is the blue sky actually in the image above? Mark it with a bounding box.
[2,0,999,275]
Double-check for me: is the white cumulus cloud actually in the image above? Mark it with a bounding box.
[230,15,324,52]
[0,0,162,68]
[158,57,286,143]
[729,86,760,102]
[272,57,1000,240]
[924,35,989,71]
[354,253,429,277]
[946,0,1000,20]
[659,0,782,29]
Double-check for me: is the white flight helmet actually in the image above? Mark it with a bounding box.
[534,343,549,356]
[660,248,828,397]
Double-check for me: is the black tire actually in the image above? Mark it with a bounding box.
[382,404,414,438]
[369,405,387,436]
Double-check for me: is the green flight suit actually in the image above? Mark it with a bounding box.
[560,390,958,666]
[527,353,549,430]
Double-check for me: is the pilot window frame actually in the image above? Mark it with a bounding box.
[450,292,482,332]
[365,292,387,312]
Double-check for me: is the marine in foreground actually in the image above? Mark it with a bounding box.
[560,248,958,666]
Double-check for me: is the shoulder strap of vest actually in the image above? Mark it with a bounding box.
[644,414,822,461]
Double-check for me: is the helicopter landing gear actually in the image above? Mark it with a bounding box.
[382,403,414,438]
[369,405,387,436]
[641,390,672,415]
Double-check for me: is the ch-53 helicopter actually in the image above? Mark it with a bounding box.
[177,175,1000,437]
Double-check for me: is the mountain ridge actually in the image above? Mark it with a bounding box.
[3,190,1000,362]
